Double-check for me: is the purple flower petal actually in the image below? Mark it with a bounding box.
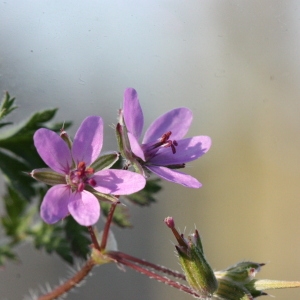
[68,190,100,226]
[145,165,201,188]
[40,185,71,224]
[123,88,144,139]
[72,116,103,166]
[93,169,146,195]
[143,108,193,144]
[34,128,72,174]
[128,132,145,161]
[149,136,211,165]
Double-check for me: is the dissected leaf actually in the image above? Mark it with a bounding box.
[64,217,90,260]
[0,150,35,199]
[0,108,71,167]
[0,92,17,122]
[32,222,73,264]
[0,245,18,266]
[1,185,35,242]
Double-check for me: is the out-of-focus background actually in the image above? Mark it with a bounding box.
[1,1,300,299]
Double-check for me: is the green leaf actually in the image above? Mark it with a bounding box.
[1,185,35,242]
[64,217,90,260]
[125,178,162,206]
[0,150,35,199]
[32,222,73,264]
[0,108,71,168]
[0,245,18,266]
[0,92,17,122]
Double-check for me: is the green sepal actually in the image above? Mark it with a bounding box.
[84,186,119,203]
[90,152,119,171]
[217,261,263,283]
[176,231,218,297]
[30,168,66,185]
[60,130,73,150]
[214,278,252,300]
[115,123,145,175]
[246,279,300,295]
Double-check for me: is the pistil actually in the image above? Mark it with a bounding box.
[69,161,96,192]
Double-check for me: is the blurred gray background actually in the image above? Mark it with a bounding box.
[1,1,300,299]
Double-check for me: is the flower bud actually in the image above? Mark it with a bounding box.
[165,217,218,298]
[217,261,264,283]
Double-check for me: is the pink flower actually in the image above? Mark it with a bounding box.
[119,88,211,188]
[33,116,146,226]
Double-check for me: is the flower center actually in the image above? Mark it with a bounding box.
[68,161,96,192]
[143,131,178,160]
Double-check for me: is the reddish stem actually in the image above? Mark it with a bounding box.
[109,251,185,280]
[37,258,95,300]
[87,226,100,251]
[115,257,199,298]
[100,201,119,251]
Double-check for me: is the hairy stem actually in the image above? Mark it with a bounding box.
[115,257,199,298]
[109,251,186,280]
[37,258,95,300]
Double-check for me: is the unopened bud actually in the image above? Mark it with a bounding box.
[164,216,175,228]
[166,218,218,297]
[218,261,264,283]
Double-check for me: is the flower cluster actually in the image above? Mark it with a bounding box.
[31,89,210,227]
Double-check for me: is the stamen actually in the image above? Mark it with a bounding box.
[149,131,178,155]
[88,178,96,187]
[77,161,86,169]
[170,144,176,154]
[77,182,85,192]
[68,161,96,191]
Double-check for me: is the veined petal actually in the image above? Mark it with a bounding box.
[143,107,193,143]
[146,165,201,188]
[72,116,103,166]
[123,88,144,139]
[40,185,71,224]
[34,128,72,174]
[149,136,211,165]
[68,190,100,226]
[128,132,145,161]
[93,169,146,195]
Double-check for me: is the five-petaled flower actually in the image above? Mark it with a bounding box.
[32,116,146,226]
[118,88,211,188]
